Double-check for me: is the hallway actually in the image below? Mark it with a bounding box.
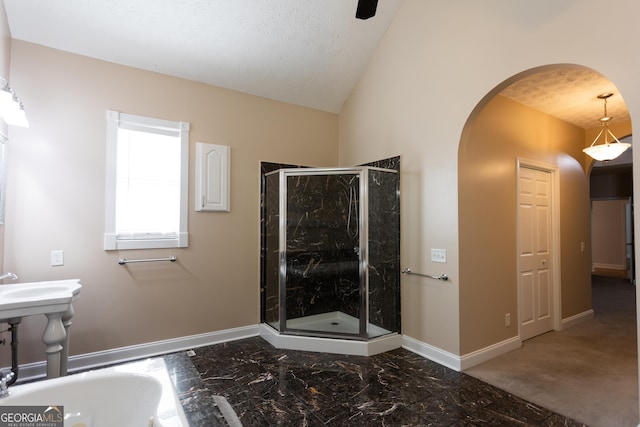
[466,275,638,427]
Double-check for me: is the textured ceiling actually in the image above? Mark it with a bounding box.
[501,67,630,130]
[502,66,632,166]
[4,0,404,113]
[3,1,631,131]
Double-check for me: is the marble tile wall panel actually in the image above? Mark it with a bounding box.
[260,157,400,337]
[284,173,360,320]
[261,161,306,326]
[361,155,400,171]
[263,172,280,326]
[367,168,401,333]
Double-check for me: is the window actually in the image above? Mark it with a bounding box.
[104,110,189,250]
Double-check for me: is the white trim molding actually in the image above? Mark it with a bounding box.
[104,110,190,251]
[12,325,259,384]
[592,262,626,271]
[12,329,536,383]
[402,335,462,371]
[560,309,594,330]
[459,336,522,371]
[402,334,523,372]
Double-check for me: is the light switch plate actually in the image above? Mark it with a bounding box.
[431,248,446,263]
[51,250,64,266]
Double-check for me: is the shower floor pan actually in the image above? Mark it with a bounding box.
[260,311,402,356]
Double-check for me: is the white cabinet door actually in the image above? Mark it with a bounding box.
[195,142,230,212]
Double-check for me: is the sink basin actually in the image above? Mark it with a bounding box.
[0,279,82,320]
[0,279,82,379]
[3,286,74,299]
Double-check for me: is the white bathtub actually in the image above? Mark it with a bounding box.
[0,358,189,427]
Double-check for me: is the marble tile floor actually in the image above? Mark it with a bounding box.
[164,336,586,426]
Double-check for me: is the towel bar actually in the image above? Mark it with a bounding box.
[401,268,448,281]
[118,256,177,265]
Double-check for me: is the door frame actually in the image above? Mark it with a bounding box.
[516,158,562,337]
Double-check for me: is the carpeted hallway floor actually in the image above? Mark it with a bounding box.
[466,275,638,427]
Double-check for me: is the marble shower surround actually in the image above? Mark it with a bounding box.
[282,172,361,320]
[260,157,400,337]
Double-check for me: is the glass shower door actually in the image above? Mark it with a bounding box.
[263,172,281,331]
[366,168,400,338]
[282,169,364,339]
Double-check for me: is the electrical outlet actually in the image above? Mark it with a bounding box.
[505,313,511,327]
[51,250,64,266]
[580,241,585,253]
[431,248,446,263]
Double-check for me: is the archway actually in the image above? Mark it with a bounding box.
[458,64,592,355]
[458,64,637,425]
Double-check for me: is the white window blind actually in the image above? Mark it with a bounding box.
[104,110,189,250]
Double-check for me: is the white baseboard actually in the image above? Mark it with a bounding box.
[402,334,523,372]
[593,263,626,271]
[560,309,594,330]
[12,326,533,383]
[402,335,462,371]
[12,325,259,384]
[459,336,521,370]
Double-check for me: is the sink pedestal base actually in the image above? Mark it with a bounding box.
[0,279,82,380]
[60,304,74,376]
[43,312,66,379]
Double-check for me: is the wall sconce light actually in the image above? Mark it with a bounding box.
[582,93,629,161]
[0,77,28,128]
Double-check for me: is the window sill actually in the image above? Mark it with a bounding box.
[104,233,188,250]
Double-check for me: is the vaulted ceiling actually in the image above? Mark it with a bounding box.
[3,0,632,134]
[4,0,404,113]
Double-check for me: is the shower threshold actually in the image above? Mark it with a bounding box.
[286,311,390,337]
[259,311,402,356]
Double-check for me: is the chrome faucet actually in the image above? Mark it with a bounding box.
[0,371,14,397]
[0,272,17,281]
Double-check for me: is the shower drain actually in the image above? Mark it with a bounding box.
[331,322,339,325]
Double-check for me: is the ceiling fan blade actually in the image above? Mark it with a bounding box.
[356,0,378,20]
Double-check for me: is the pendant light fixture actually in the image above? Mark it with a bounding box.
[582,93,629,161]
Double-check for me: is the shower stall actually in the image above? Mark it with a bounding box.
[260,161,400,356]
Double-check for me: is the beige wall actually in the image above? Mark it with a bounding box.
[459,95,591,353]
[339,0,640,357]
[4,0,640,371]
[5,41,338,364]
[591,199,628,271]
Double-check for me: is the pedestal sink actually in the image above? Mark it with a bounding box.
[0,279,82,379]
